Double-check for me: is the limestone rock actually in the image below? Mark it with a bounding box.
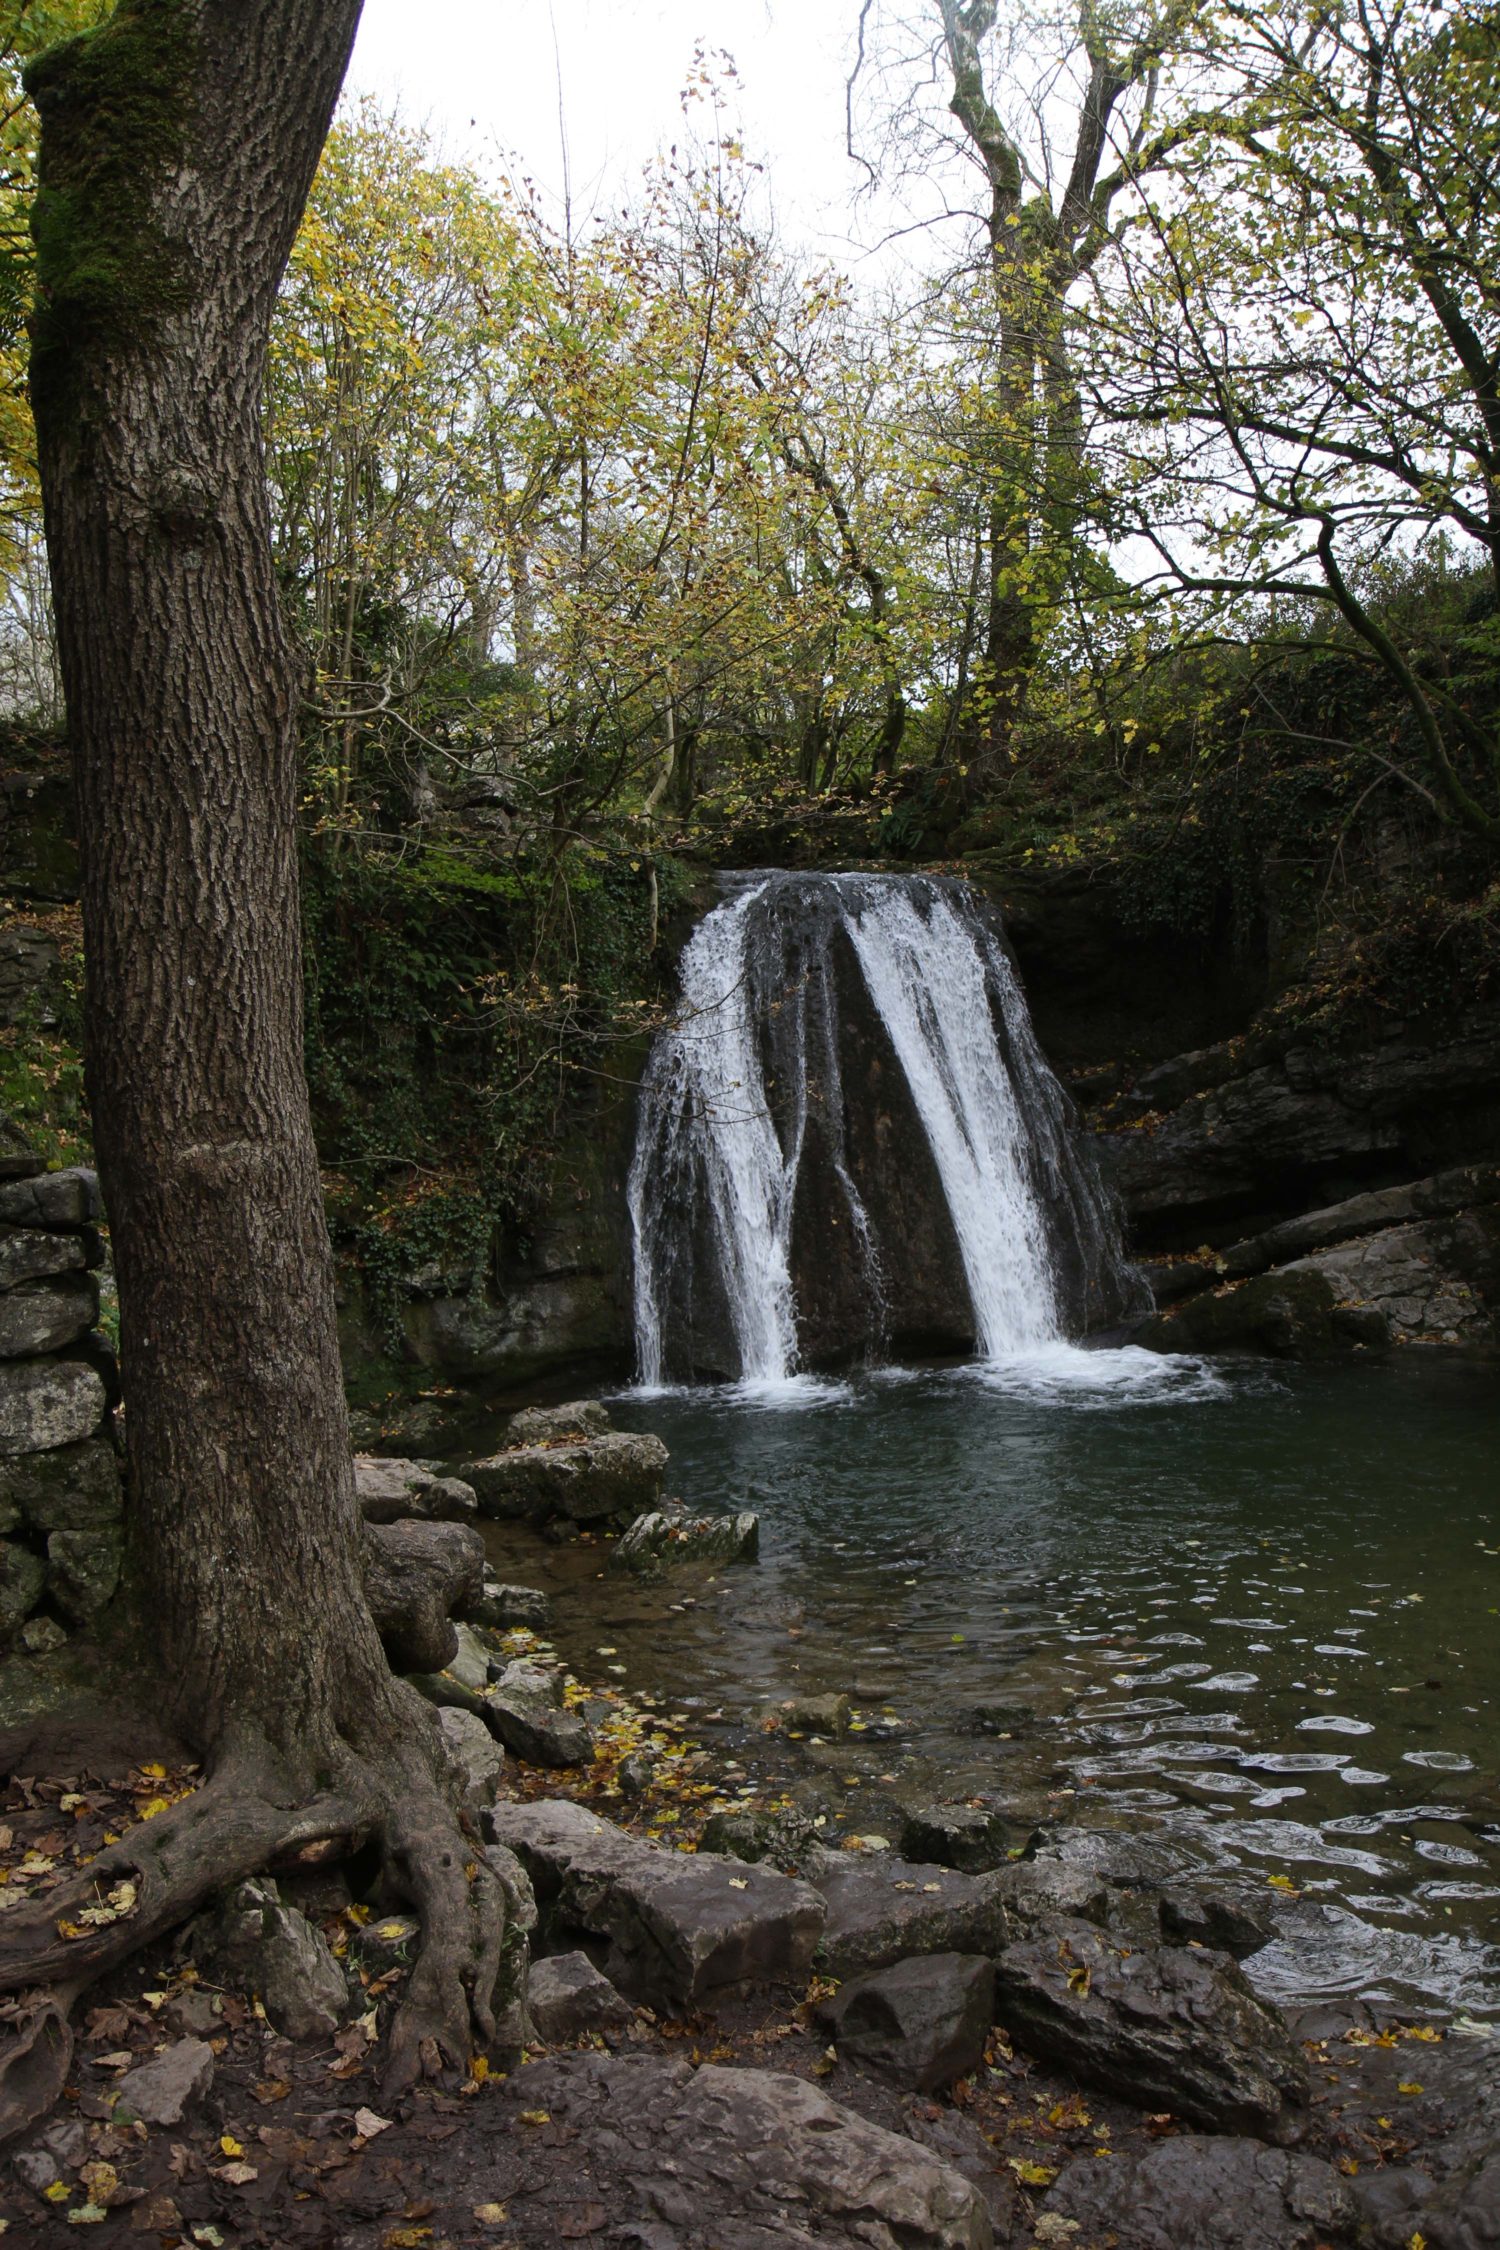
[612,1505,759,1577]
[483,1666,594,1768]
[444,1619,492,1693]
[352,1454,478,1523]
[114,2038,216,2127]
[0,1168,100,1230]
[0,1357,105,1455]
[814,1952,995,2092]
[809,1847,1014,1979]
[460,1572,551,1630]
[699,1803,831,1872]
[0,1436,122,1531]
[437,1703,506,1806]
[506,1398,611,1445]
[486,1799,825,2012]
[0,1538,45,1638]
[760,1690,851,1737]
[1159,1883,1275,1959]
[463,1429,668,1526]
[527,1949,634,2043]
[195,1877,350,2043]
[1047,2134,1358,2249]
[0,1274,98,1360]
[496,2051,994,2248]
[0,1225,93,1288]
[46,1522,122,1621]
[360,1517,484,1676]
[991,1917,1307,2138]
[899,1804,1034,1874]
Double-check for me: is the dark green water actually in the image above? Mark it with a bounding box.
[529,1347,1500,2015]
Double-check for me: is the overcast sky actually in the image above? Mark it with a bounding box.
[347,0,953,277]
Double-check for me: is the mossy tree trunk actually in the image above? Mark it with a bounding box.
[0,0,511,2139]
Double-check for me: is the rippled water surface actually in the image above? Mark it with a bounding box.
[479,1348,1500,2015]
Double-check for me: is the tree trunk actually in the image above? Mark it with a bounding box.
[0,0,511,2136]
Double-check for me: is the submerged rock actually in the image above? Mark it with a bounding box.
[495,2051,995,2248]
[485,1799,824,2012]
[814,1952,995,2093]
[612,1504,759,1577]
[1047,2134,1358,2249]
[991,1917,1306,2138]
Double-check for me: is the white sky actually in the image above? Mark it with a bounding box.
[347,0,950,277]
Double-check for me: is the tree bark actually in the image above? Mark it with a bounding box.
[0,0,509,2135]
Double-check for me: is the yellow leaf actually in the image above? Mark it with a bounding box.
[135,1797,171,1822]
[44,2181,70,2202]
[519,2108,550,2126]
[1007,2158,1057,2186]
[219,2136,244,2158]
[1398,2082,1424,2096]
[473,2208,508,2228]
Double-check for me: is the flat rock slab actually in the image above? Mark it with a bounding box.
[1047,2134,1358,2249]
[992,1917,1306,2138]
[463,1431,668,1524]
[486,1799,824,2012]
[494,2052,994,2248]
[814,1952,995,2093]
[0,1357,105,1455]
[809,1848,1017,1978]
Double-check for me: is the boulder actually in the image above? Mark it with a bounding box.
[527,1949,634,2043]
[113,2038,216,2128]
[1159,1884,1275,1959]
[495,2052,994,2248]
[814,1952,995,2093]
[444,1619,493,1693]
[194,1877,350,2043]
[460,1572,551,1630]
[991,1917,1306,2138]
[0,1357,105,1455]
[809,1848,1015,1979]
[0,1274,98,1360]
[0,1168,100,1230]
[0,1436,122,1531]
[0,1226,94,1289]
[0,1538,45,1639]
[612,1505,759,1577]
[437,1704,506,1806]
[899,1804,1034,1874]
[352,1454,478,1523]
[360,1517,485,1676]
[760,1690,851,1737]
[506,1399,611,1445]
[462,1429,668,1526]
[485,1661,595,1769]
[485,1799,825,2012]
[1047,2135,1358,2249]
[46,1523,122,1621]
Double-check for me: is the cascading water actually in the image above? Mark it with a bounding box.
[628,871,1143,1387]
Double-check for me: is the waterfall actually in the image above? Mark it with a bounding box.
[629,871,1140,1386]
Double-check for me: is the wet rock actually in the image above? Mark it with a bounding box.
[0,1538,45,1639]
[809,1848,1014,1979]
[613,1505,759,1577]
[0,1273,98,1359]
[760,1690,851,1737]
[699,1804,831,1871]
[528,1949,635,2043]
[991,1917,1306,2138]
[1047,2134,1358,2249]
[485,1665,594,1768]
[963,1697,1035,1737]
[899,1804,1034,1874]
[462,1430,668,1526]
[989,1858,1110,1932]
[814,1952,995,2093]
[0,1167,100,1230]
[496,2051,994,2248]
[352,1454,478,1523]
[437,1703,506,1806]
[45,1522,122,1621]
[506,1398,611,1445]
[114,2037,216,2127]
[485,1799,825,2012]
[460,1572,551,1630]
[0,1357,106,1454]
[1160,1883,1276,1959]
[194,1877,350,2043]
[0,1225,93,1289]
[0,1435,121,1531]
[360,1517,484,1676]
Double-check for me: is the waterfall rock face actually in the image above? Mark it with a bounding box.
[629,871,1140,1383]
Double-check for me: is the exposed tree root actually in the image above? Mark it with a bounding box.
[0,1683,513,2143]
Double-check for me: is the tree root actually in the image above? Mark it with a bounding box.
[0,1685,515,2142]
